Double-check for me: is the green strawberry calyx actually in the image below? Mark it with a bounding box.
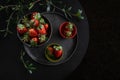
[66,22,74,31]
[34,13,41,20]
[39,35,46,43]
[21,33,29,42]
[38,24,44,30]
[66,31,72,37]
[30,39,37,46]
[17,24,25,29]
[53,45,62,51]
[40,18,45,24]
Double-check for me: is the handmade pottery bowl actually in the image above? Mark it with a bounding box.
[59,22,77,39]
[17,12,52,47]
[45,43,63,62]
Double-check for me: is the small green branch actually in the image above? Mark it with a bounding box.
[0,5,18,11]
[20,50,37,74]
[29,0,41,10]
[20,51,28,69]
[0,11,16,37]
[48,1,84,20]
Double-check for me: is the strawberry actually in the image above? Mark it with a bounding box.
[30,37,38,46]
[28,28,38,37]
[17,24,27,34]
[30,19,39,27]
[44,23,49,30]
[47,47,54,57]
[21,33,29,42]
[31,12,41,20]
[53,46,63,58]
[54,50,62,58]
[64,30,72,37]
[48,47,54,53]
[65,22,73,31]
[38,24,46,34]
[39,35,46,43]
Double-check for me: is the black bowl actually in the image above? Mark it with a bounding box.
[17,12,52,48]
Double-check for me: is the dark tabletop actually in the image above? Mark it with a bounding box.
[0,0,120,80]
[67,0,120,80]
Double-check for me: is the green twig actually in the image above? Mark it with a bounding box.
[20,50,36,74]
[0,11,16,37]
[0,5,17,8]
[29,0,41,10]
[5,11,16,37]
[48,2,84,20]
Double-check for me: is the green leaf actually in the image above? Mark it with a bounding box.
[28,63,33,67]
[29,3,34,10]
[74,9,84,20]
[29,70,33,74]
[30,67,36,70]
[67,6,72,11]
[40,18,45,24]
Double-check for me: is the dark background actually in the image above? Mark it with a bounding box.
[67,0,120,80]
[0,0,120,80]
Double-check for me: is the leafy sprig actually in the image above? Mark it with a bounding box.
[45,0,84,20]
[20,50,36,74]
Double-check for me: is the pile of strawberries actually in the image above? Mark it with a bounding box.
[17,12,50,46]
[63,22,74,38]
[46,44,63,59]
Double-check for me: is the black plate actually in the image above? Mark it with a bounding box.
[24,12,77,66]
[0,0,89,79]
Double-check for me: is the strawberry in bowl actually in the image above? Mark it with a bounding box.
[17,12,51,47]
[59,22,77,39]
[45,43,63,62]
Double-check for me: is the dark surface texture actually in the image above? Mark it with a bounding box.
[67,0,120,80]
[0,0,120,80]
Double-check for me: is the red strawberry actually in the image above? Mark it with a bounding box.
[17,24,27,34]
[38,24,46,34]
[54,50,62,58]
[30,37,38,46]
[64,30,72,37]
[53,45,63,58]
[47,47,54,56]
[28,28,38,37]
[64,27,70,31]
[31,12,38,19]
[48,47,54,53]
[44,23,49,30]
[31,12,41,20]
[30,19,39,27]
[64,23,73,31]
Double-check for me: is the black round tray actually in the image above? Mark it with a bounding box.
[24,12,77,66]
